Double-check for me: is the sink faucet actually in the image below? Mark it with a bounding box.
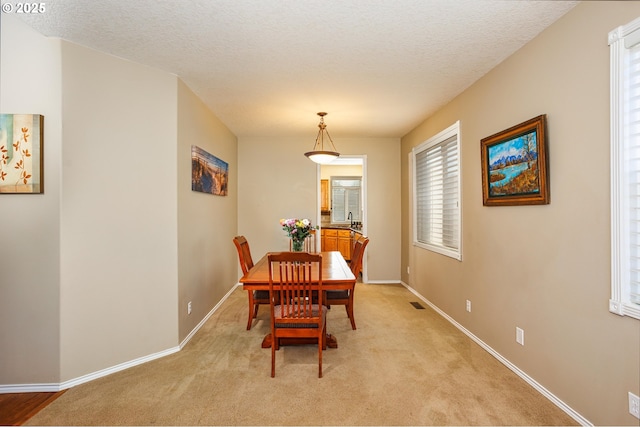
[348,211,353,227]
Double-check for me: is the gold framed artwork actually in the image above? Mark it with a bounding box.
[0,114,44,194]
[481,115,549,206]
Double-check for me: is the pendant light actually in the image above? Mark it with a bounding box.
[304,112,340,164]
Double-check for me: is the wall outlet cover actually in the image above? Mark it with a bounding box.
[630,392,640,419]
[516,327,524,345]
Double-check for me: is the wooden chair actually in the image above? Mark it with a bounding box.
[289,229,316,252]
[325,235,369,330]
[268,252,327,378]
[233,236,270,330]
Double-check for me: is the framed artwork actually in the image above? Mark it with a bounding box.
[0,114,44,194]
[481,115,549,206]
[191,145,228,196]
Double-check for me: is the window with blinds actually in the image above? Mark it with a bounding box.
[610,16,640,320]
[412,121,461,260]
[330,177,361,224]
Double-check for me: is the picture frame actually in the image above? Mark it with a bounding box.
[480,114,549,206]
[191,145,228,196]
[0,114,44,194]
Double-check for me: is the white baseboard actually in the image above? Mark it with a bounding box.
[179,283,240,349]
[400,281,592,427]
[0,383,63,393]
[0,284,240,395]
[366,279,401,284]
[0,346,180,394]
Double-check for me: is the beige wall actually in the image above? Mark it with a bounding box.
[238,137,401,283]
[1,16,241,387]
[0,15,62,385]
[321,164,363,179]
[401,2,640,425]
[59,41,179,381]
[177,80,238,342]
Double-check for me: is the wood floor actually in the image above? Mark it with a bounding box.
[0,392,65,426]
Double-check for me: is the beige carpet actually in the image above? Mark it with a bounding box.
[26,284,577,426]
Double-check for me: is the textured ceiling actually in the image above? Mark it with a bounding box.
[16,0,578,138]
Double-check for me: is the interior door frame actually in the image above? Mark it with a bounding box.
[316,155,368,282]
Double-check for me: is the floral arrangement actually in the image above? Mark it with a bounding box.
[279,218,317,251]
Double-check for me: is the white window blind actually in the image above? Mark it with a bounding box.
[610,16,640,320]
[627,42,640,307]
[331,177,361,224]
[413,121,461,260]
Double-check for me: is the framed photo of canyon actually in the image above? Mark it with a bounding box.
[480,115,549,206]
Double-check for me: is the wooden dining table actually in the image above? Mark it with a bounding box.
[240,251,356,349]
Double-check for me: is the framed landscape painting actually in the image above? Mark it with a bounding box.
[480,115,549,206]
[0,114,44,194]
[191,145,228,196]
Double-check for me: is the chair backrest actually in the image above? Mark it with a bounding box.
[350,236,369,277]
[268,252,323,324]
[233,236,254,275]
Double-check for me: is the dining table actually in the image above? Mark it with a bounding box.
[240,250,356,349]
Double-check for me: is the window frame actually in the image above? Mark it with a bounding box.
[412,121,462,261]
[330,176,362,225]
[609,16,640,320]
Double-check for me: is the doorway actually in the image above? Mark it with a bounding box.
[317,155,367,282]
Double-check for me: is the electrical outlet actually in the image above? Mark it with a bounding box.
[407,266,410,274]
[630,392,640,419]
[516,327,524,345]
[187,301,192,315]
[465,300,471,312]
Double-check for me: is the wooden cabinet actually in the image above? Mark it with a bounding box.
[338,230,352,260]
[322,229,338,252]
[321,228,352,260]
[320,179,329,213]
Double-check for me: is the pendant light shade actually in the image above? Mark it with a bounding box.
[304,112,339,164]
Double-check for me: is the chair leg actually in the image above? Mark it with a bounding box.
[347,294,357,330]
[318,330,323,378]
[271,339,276,378]
[322,326,327,350]
[247,291,255,330]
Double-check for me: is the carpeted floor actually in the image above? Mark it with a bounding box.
[26,283,578,426]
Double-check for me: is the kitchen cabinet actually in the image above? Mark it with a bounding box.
[338,230,352,260]
[321,228,352,260]
[322,229,338,252]
[321,179,329,213]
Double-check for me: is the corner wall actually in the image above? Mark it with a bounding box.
[0,15,62,386]
[59,41,179,381]
[400,2,640,425]
[177,80,238,342]
[1,15,240,389]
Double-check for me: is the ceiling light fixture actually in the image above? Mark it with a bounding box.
[304,112,340,164]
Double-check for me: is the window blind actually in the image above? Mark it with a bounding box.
[331,177,361,224]
[610,16,640,319]
[414,132,460,257]
[626,41,640,305]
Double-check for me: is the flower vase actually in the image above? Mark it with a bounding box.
[292,239,304,252]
